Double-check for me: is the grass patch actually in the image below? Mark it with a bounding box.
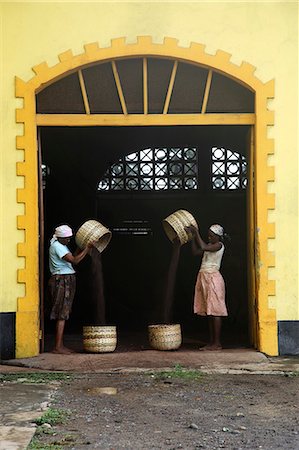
[34,426,56,437]
[34,407,70,426]
[29,432,77,450]
[151,364,204,380]
[29,411,73,450]
[28,441,63,450]
[0,372,73,384]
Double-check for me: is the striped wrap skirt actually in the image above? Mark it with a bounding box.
[49,274,76,320]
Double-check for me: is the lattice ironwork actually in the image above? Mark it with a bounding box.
[98,145,247,192]
[98,147,199,191]
[211,146,247,190]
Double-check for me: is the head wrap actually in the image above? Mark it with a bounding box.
[209,224,224,237]
[51,225,73,244]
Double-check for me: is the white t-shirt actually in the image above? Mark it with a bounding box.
[200,243,224,273]
[49,240,75,275]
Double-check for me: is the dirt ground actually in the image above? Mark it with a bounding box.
[28,370,299,450]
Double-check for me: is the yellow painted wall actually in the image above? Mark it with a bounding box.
[0,1,298,323]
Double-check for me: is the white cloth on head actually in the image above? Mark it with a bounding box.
[51,225,73,244]
[209,224,224,237]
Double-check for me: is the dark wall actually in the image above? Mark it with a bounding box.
[41,125,249,344]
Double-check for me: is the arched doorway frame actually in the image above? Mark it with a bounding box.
[15,36,276,357]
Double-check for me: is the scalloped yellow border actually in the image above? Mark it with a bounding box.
[15,36,276,357]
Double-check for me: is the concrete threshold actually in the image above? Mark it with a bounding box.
[1,348,298,375]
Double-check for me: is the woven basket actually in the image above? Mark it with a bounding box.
[163,210,198,245]
[75,220,112,253]
[148,324,182,351]
[83,325,117,353]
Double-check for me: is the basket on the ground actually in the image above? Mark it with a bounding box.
[148,324,182,351]
[83,325,117,353]
[162,210,198,245]
[75,220,112,253]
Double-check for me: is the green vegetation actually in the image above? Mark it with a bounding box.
[34,408,70,426]
[0,372,73,384]
[151,364,204,380]
[28,438,63,450]
[28,408,72,449]
[30,430,84,449]
[29,431,77,450]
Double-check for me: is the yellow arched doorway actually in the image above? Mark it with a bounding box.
[15,36,276,357]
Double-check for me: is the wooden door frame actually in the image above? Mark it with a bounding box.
[37,128,45,353]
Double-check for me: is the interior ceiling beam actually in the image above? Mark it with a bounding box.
[36,113,255,126]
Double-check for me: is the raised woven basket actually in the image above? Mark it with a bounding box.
[75,220,112,253]
[163,210,198,245]
[83,325,117,353]
[148,324,182,351]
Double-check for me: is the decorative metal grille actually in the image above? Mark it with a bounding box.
[98,147,199,191]
[211,147,247,190]
[98,146,247,192]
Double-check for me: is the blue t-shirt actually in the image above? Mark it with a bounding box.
[49,240,75,275]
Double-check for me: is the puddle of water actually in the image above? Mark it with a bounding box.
[85,387,117,395]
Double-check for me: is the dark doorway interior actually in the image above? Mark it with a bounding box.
[40,125,250,349]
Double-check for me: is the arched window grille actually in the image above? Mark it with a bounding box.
[36,58,255,115]
[98,146,247,192]
[98,147,199,191]
[211,147,247,190]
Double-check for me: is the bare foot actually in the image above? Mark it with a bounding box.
[51,346,74,355]
[199,344,222,351]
